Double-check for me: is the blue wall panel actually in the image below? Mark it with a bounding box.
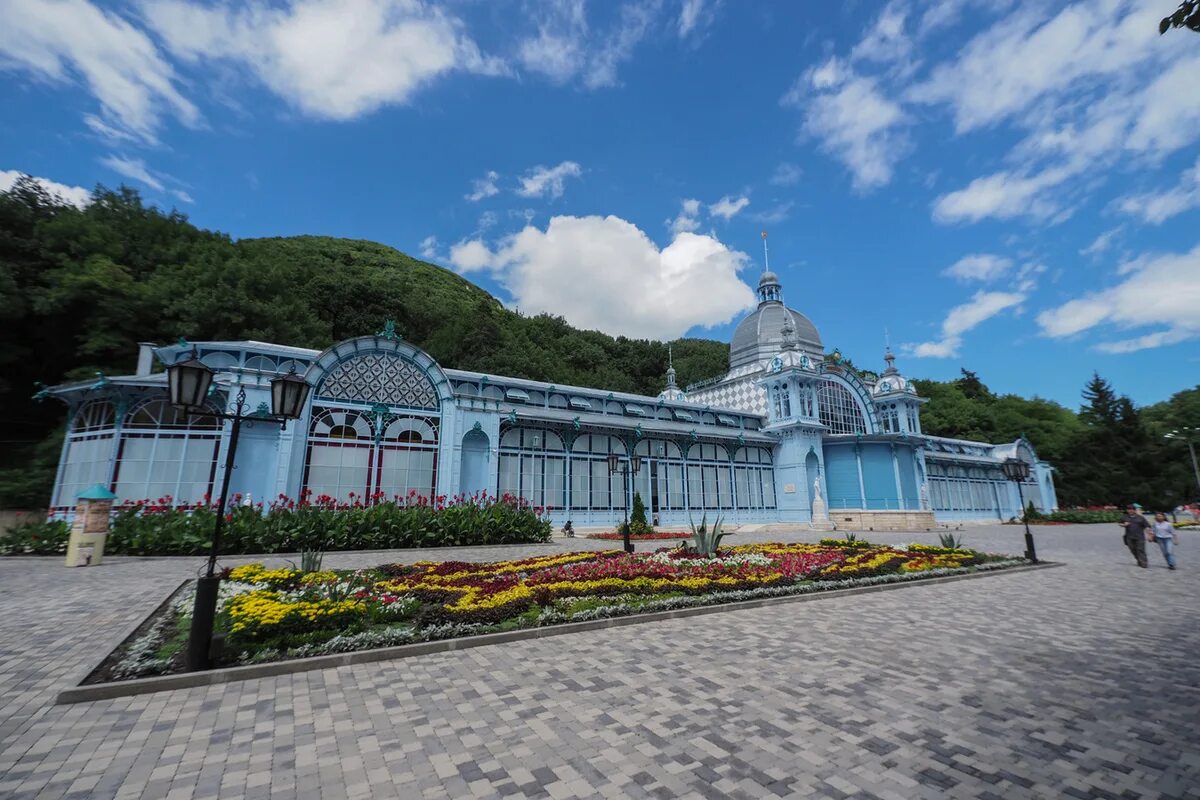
[861,445,898,510]
[896,446,920,508]
[823,447,862,509]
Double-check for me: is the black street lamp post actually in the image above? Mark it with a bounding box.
[168,354,310,671]
[607,452,642,554]
[1001,457,1038,563]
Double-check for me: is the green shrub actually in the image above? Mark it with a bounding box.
[0,517,70,555]
[1033,509,1125,524]
[629,492,652,534]
[4,495,552,557]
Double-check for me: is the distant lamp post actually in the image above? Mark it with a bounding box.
[1002,457,1038,563]
[608,453,643,554]
[1164,427,1200,499]
[168,352,311,671]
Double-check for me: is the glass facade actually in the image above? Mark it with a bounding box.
[818,380,867,435]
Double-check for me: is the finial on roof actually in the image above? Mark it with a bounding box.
[884,345,897,374]
[761,230,769,274]
[781,315,797,350]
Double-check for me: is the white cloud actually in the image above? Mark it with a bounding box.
[708,195,749,221]
[1036,243,1200,353]
[769,162,802,186]
[458,215,756,339]
[448,238,494,272]
[418,235,439,260]
[942,254,1013,283]
[932,167,1073,224]
[1117,158,1200,225]
[144,0,504,121]
[783,57,909,192]
[515,161,582,199]
[677,0,717,39]
[0,0,198,143]
[667,198,702,234]
[465,170,500,202]
[99,154,165,191]
[1080,227,1122,257]
[749,202,794,225]
[0,170,92,208]
[851,0,912,65]
[517,0,655,89]
[906,290,1026,358]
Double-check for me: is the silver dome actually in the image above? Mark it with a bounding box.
[730,304,822,369]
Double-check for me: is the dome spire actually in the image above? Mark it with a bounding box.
[666,344,677,388]
[756,232,783,305]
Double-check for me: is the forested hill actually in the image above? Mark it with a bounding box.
[0,178,1196,510]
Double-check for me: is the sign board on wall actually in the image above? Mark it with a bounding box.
[783,483,796,494]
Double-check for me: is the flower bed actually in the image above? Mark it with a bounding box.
[586,531,692,541]
[94,541,1027,681]
[1,492,552,556]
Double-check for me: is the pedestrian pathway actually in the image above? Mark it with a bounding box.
[0,524,1196,799]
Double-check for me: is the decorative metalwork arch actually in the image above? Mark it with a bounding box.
[815,369,878,434]
[304,336,454,412]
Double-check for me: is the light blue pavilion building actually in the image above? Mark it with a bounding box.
[44,270,1057,529]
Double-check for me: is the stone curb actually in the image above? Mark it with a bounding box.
[56,561,1062,704]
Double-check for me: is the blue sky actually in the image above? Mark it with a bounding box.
[2,0,1199,409]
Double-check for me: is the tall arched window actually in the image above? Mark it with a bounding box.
[818,380,868,435]
[303,351,443,502]
[114,399,221,505]
[686,442,734,510]
[733,446,776,510]
[569,434,627,510]
[634,438,685,511]
[499,428,566,508]
[55,400,119,509]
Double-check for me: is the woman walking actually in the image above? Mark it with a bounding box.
[1151,513,1178,570]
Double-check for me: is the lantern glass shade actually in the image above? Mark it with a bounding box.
[631,455,642,474]
[607,452,620,474]
[167,357,213,411]
[1002,458,1030,482]
[270,372,311,420]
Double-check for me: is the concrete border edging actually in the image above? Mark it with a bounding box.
[56,561,1061,704]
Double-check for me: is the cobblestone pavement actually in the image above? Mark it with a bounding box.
[1,524,1197,799]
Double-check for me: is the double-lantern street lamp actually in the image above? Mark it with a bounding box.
[1163,427,1200,497]
[1001,457,1038,564]
[167,351,311,671]
[607,452,642,554]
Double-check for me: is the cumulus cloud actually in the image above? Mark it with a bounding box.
[418,235,440,260]
[448,238,494,272]
[0,0,198,143]
[667,198,702,234]
[783,57,909,192]
[905,290,1026,358]
[449,215,756,339]
[465,170,500,202]
[708,195,749,221]
[516,161,582,199]
[1117,158,1200,225]
[1036,244,1200,353]
[143,0,504,121]
[942,254,1013,283]
[517,0,655,89]
[0,170,92,208]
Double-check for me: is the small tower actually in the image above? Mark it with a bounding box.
[871,346,925,434]
[657,345,686,402]
[759,321,819,425]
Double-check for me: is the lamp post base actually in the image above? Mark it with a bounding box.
[185,575,221,671]
[1023,528,1038,564]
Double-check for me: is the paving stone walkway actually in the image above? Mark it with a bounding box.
[0,524,1197,799]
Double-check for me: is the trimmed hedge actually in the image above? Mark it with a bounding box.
[0,495,552,556]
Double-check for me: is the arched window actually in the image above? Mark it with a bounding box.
[304,408,439,503]
[733,446,776,510]
[55,400,119,509]
[635,438,686,511]
[686,442,734,511]
[568,434,627,510]
[113,399,221,506]
[781,386,791,418]
[498,427,566,508]
[818,380,868,435]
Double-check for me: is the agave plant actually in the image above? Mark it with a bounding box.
[688,513,726,557]
[938,531,965,551]
[299,547,324,573]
